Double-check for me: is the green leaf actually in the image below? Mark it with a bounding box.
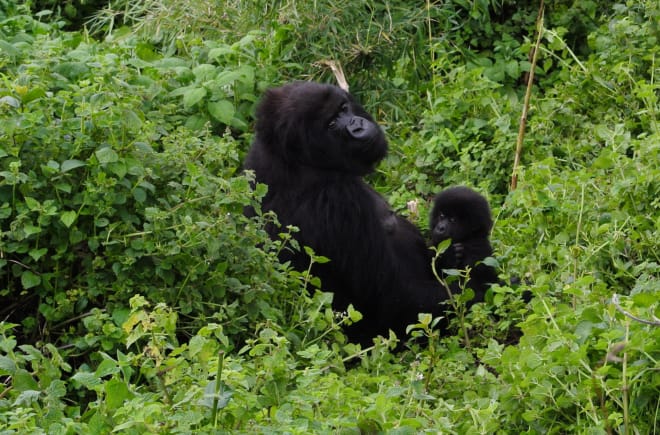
[95,148,119,165]
[482,256,499,267]
[105,379,132,410]
[28,248,48,262]
[22,87,46,104]
[434,238,451,254]
[200,380,233,409]
[108,161,127,178]
[55,182,72,193]
[72,371,102,389]
[24,197,40,211]
[0,96,20,108]
[208,100,235,124]
[183,87,207,108]
[347,304,363,322]
[132,188,147,203]
[0,355,17,374]
[23,224,41,236]
[46,380,67,399]
[61,159,86,173]
[95,217,110,227]
[60,210,77,228]
[13,369,39,391]
[192,64,216,81]
[21,271,41,289]
[215,70,242,87]
[208,45,232,60]
[417,312,432,326]
[122,109,142,131]
[0,40,20,57]
[95,359,120,378]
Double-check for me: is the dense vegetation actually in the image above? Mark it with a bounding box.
[1,0,658,432]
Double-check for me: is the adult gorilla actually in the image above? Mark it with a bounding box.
[244,82,444,344]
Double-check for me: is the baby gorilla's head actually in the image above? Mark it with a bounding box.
[430,186,492,245]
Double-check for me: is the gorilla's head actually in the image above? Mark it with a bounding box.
[430,186,493,245]
[255,82,388,175]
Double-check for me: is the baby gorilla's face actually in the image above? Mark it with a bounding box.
[429,186,494,246]
[431,211,471,245]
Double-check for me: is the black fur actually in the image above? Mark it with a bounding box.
[244,82,443,344]
[430,186,498,303]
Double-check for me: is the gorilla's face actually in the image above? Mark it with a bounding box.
[431,211,466,245]
[430,186,493,245]
[256,82,388,175]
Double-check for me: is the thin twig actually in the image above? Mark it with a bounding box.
[511,0,544,191]
[612,294,660,326]
[318,60,349,91]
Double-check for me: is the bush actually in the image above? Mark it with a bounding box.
[0,2,658,433]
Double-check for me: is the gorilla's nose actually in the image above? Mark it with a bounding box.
[433,224,447,240]
[347,116,372,139]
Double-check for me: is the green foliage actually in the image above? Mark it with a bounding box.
[0,13,296,349]
[0,1,658,433]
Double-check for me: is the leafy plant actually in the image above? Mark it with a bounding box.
[0,1,658,433]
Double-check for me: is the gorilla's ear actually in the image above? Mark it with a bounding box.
[255,85,304,163]
[256,87,288,147]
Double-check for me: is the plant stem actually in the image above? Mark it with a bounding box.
[511,0,544,190]
[212,350,225,428]
[622,323,630,435]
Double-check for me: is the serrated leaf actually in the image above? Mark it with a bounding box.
[192,64,216,81]
[132,187,146,203]
[208,100,235,124]
[60,210,77,228]
[0,355,17,374]
[0,40,20,57]
[72,371,102,389]
[122,109,142,131]
[24,197,40,211]
[46,379,67,399]
[183,87,207,108]
[108,161,127,178]
[215,70,242,87]
[95,148,119,165]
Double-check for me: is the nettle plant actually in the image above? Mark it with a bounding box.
[0,21,296,350]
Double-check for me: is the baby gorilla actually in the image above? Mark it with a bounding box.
[430,186,498,303]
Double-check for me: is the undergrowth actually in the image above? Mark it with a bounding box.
[0,1,658,432]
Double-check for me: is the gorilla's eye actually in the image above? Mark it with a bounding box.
[328,104,348,129]
[449,217,457,223]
